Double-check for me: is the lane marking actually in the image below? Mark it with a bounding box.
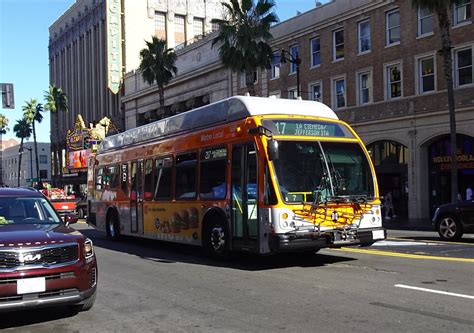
[394,284,474,300]
[331,247,474,263]
[388,237,474,246]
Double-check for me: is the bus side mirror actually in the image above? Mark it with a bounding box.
[268,139,279,161]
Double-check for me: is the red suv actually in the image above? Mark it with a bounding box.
[0,187,97,312]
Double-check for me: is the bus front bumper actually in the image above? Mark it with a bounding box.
[270,227,386,252]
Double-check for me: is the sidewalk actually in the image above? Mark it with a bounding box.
[382,216,434,231]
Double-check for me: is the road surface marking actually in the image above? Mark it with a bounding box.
[375,240,441,246]
[394,284,474,300]
[388,237,474,246]
[331,247,474,263]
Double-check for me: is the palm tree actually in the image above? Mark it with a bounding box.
[44,85,69,184]
[139,37,177,117]
[211,0,278,96]
[0,113,9,185]
[411,0,458,202]
[22,99,43,185]
[13,118,32,186]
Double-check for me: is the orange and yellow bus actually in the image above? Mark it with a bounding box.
[87,96,385,256]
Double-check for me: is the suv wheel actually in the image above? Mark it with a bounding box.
[437,215,463,241]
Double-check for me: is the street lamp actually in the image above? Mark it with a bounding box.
[280,49,301,98]
[19,146,33,187]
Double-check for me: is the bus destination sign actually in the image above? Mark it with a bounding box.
[263,120,353,138]
[202,147,227,160]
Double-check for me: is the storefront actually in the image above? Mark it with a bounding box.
[367,140,409,218]
[429,134,474,214]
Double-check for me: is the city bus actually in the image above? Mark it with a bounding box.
[87,96,385,257]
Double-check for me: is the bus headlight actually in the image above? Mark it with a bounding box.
[279,209,293,229]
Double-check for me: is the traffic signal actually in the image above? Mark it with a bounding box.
[1,83,15,109]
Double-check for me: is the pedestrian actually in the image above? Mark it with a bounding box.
[467,186,473,201]
[384,190,397,219]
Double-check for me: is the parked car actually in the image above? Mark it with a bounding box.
[0,187,97,312]
[432,200,474,240]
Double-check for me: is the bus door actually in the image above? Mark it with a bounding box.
[130,160,144,234]
[231,143,258,251]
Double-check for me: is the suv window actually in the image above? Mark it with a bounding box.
[0,197,61,225]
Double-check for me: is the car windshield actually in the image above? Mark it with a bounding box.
[272,141,375,203]
[0,197,62,225]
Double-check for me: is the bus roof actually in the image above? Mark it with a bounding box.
[98,96,338,153]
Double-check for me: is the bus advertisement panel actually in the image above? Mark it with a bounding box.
[87,96,385,257]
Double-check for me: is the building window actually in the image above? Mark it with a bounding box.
[39,154,48,164]
[240,70,258,87]
[418,7,433,36]
[309,81,322,102]
[310,37,321,67]
[289,44,299,74]
[175,15,186,48]
[212,22,220,32]
[288,87,297,100]
[155,12,166,31]
[40,170,48,179]
[418,56,435,93]
[386,9,400,45]
[386,62,403,99]
[332,77,346,109]
[193,17,204,38]
[271,51,280,79]
[333,29,344,61]
[357,70,372,105]
[455,46,473,86]
[454,0,471,25]
[358,20,371,53]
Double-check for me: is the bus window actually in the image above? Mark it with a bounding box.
[175,153,197,200]
[105,165,119,189]
[154,157,173,200]
[200,147,227,199]
[144,159,154,200]
[96,168,104,190]
[121,163,128,195]
[264,163,278,205]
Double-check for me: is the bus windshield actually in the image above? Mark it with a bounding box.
[272,141,375,203]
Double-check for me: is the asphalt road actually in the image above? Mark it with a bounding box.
[1,224,473,332]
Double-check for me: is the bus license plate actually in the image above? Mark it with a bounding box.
[17,277,46,294]
[372,230,385,240]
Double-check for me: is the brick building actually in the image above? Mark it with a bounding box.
[122,0,473,219]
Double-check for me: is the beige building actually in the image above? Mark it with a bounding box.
[122,0,474,220]
[1,141,52,187]
[48,0,228,188]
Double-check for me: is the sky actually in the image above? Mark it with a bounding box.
[0,0,327,143]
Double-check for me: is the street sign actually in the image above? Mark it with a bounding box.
[1,83,15,109]
[26,178,31,182]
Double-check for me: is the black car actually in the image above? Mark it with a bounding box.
[432,200,474,240]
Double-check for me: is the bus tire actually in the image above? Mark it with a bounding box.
[106,211,120,241]
[203,216,229,259]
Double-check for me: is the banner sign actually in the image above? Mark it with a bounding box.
[106,0,122,94]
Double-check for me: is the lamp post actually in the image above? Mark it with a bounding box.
[280,49,301,98]
[19,146,33,187]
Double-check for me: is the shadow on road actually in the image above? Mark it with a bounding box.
[79,226,356,271]
[0,306,79,329]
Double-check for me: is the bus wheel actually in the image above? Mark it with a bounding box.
[204,218,228,258]
[106,213,120,241]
